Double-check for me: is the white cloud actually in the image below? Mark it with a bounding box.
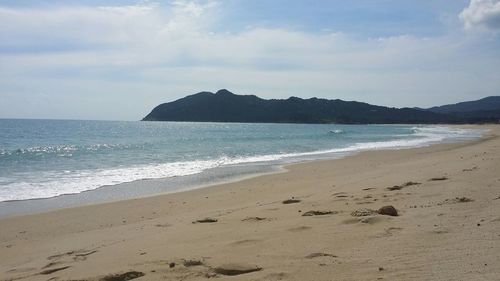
[460,0,500,31]
[0,1,218,49]
[0,1,499,120]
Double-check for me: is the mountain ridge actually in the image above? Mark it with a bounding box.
[143,89,500,124]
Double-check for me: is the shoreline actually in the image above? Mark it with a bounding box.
[1,125,499,280]
[0,125,484,219]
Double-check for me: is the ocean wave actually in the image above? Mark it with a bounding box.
[328,129,344,134]
[0,126,483,202]
[0,143,138,158]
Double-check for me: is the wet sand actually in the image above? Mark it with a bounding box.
[1,125,499,281]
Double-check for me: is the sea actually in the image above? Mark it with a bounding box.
[0,119,484,217]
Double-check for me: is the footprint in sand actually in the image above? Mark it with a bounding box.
[374,227,403,238]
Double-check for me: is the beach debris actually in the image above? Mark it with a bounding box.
[302,210,336,216]
[193,218,218,224]
[100,271,144,281]
[183,259,204,267]
[213,264,262,276]
[39,266,70,275]
[429,177,448,181]
[169,262,175,268]
[305,252,337,259]
[351,208,377,217]
[282,198,301,204]
[377,205,398,216]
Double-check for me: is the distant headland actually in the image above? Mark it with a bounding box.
[143,89,500,124]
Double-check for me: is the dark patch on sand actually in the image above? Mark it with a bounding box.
[230,239,261,246]
[242,217,267,222]
[302,210,337,216]
[438,197,474,205]
[288,226,312,232]
[387,181,420,191]
[193,218,218,224]
[351,208,377,217]
[213,264,262,276]
[282,198,301,204]
[183,259,204,267]
[430,177,448,181]
[100,271,145,281]
[39,266,70,275]
[305,252,337,259]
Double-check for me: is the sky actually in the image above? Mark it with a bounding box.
[0,0,499,120]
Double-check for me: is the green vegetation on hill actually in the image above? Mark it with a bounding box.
[143,89,499,124]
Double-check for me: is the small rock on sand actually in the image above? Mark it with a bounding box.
[377,205,398,216]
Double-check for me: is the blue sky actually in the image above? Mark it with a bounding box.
[0,0,499,120]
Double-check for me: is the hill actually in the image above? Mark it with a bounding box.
[427,96,500,114]
[143,89,456,124]
[425,96,500,123]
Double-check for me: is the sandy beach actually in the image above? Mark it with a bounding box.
[1,125,499,281]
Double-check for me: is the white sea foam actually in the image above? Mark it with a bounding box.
[0,126,483,202]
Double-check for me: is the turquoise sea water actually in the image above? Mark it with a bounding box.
[0,119,483,203]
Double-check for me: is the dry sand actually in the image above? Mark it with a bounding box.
[1,125,500,281]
